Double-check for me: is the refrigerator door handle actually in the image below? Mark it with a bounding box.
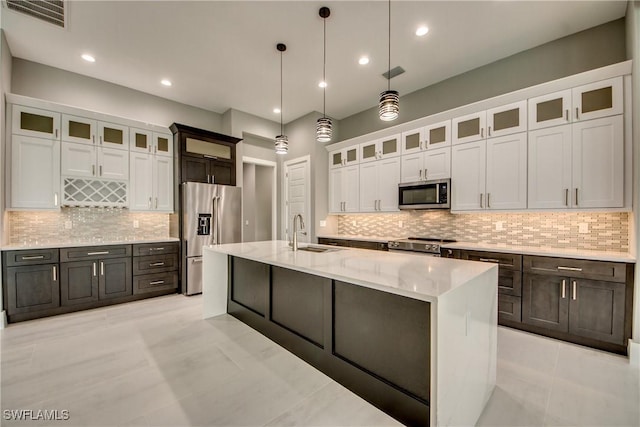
[212,196,221,245]
[216,196,222,245]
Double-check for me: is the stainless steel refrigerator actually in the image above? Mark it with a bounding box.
[181,182,242,295]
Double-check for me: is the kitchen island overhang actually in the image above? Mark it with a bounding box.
[203,241,498,426]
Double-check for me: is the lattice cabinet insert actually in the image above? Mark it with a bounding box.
[63,178,128,207]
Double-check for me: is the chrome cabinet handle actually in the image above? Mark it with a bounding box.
[575,188,579,206]
[55,129,59,138]
[150,247,165,251]
[557,266,583,272]
[22,255,45,260]
[419,169,422,180]
[480,193,483,208]
[88,251,109,255]
[92,165,95,176]
[99,165,102,176]
[192,259,203,264]
[479,258,501,263]
[148,197,152,209]
[52,266,57,281]
[93,135,95,144]
[100,261,104,276]
[204,154,218,159]
[93,262,97,277]
[481,127,484,138]
[565,189,569,206]
[565,109,569,121]
[155,197,158,209]
[424,169,427,180]
[575,107,579,120]
[488,126,492,137]
[150,262,165,266]
[561,279,566,299]
[54,192,58,206]
[149,280,165,285]
[572,280,577,300]
[487,193,491,208]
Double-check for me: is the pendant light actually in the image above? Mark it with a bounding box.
[275,43,289,154]
[379,0,399,121]
[316,6,332,143]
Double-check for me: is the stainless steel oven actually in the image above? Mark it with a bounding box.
[398,178,450,210]
[388,237,457,257]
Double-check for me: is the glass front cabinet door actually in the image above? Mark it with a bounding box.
[401,127,424,155]
[425,120,451,149]
[130,128,153,154]
[453,111,486,145]
[12,105,60,140]
[572,77,623,122]
[486,101,527,138]
[62,114,97,145]
[528,90,572,131]
[98,121,129,150]
[153,133,173,157]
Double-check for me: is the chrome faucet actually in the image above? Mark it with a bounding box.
[292,213,306,251]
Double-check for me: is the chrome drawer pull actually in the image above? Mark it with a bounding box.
[192,259,203,264]
[93,262,97,277]
[479,258,501,263]
[149,280,165,285]
[52,266,57,281]
[21,255,45,260]
[150,262,165,266]
[150,247,165,251]
[87,251,109,256]
[561,279,566,299]
[557,266,582,272]
[572,280,577,300]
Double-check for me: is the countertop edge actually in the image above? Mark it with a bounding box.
[2,238,180,251]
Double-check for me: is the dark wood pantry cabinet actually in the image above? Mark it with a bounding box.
[170,123,241,186]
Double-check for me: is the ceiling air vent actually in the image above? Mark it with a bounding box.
[6,0,65,28]
[382,66,405,80]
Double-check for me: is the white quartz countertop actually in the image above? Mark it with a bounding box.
[442,242,636,263]
[204,240,496,303]
[1,238,179,251]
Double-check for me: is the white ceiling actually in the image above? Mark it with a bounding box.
[2,1,627,124]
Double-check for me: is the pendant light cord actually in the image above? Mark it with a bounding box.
[323,16,327,119]
[387,0,391,92]
[280,50,283,135]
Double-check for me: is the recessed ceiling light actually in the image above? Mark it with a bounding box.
[273,108,281,114]
[318,81,327,88]
[416,26,429,36]
[81,54,95,63]
[358,56,370,65]
[161,79,172,87]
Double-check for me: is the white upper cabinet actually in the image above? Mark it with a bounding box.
[424,147,451,181]
[485,133,527,210]
[360,134,401,163]
[359,157,400,212]
[571,115,624,208]
[10,134,60,210]
[425,120,451,149]
[451,140,486,210]
[153,132,173,157]
[62,142,129,180]
[62,114,97,145]
[130,128,153,154]
[329,145,359,168]
[400,152,424,183]
[153,155,174,211]
[401,127,424,155]
[329,165,359,213]
[528,89,572,130]
[12,105,60,140]
[129,152,154,210]
[98,121,129,150]
[572,77,623,122]
[486,101,527,138]
[528,125,572,209]
[453,111,486,145]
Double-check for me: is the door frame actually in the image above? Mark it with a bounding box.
[282,155,311,241]
[242,156,277,241]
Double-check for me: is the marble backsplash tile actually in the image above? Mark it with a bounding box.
[336,211,629,252]
[8,208,170,245]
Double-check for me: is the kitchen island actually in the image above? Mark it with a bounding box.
[203,241,498,426]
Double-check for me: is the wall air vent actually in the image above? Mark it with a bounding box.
[5,0,65,28]
[382,66,405,80]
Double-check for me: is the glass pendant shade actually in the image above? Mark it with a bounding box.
[275,134,288,154]
[379,90,399,121]
[316,117,332,143]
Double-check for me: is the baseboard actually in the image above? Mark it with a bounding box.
[628,339,640,368]
[0,310,6,329]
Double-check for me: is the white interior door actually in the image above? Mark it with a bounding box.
[284,156,310,243]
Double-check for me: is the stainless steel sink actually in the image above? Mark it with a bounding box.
[297,245,341,253]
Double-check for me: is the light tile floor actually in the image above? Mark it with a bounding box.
[1,294,638,426]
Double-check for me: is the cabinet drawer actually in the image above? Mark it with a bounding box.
[461,251,522,271]
[349,240,388,251]
[523,256,627,283]
[4,249,59,266]
[60,245,132,262]
[498,294,522,324]
[133,271,178,295]
[499,269,522,296]
[133,254,178,275]
[317,238,350,247]
[133,242,179,256]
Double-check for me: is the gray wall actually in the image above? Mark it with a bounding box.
[255,165,273,241]
[625,1,640,351]
[338,18,627,141]
[11,59,223,132]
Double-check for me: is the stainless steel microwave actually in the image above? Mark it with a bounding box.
[398,178,450,210]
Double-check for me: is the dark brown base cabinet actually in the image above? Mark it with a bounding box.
[132,242,179,295]
[3,242,178,323]
[317,237,388,251]
[444,249,634,354]
[228,256,430,427]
